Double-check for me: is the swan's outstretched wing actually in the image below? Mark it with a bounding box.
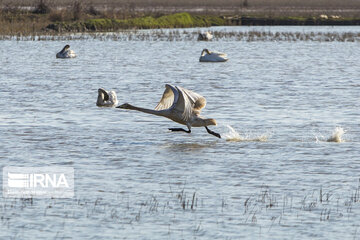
[154,84,179,111]
[98,88,109,101]
[175,86,206,121]
[155,84,206,121]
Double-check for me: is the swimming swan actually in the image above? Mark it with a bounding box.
[199,49,228,62]
[198,32,213,41]
[96,88,118,107]
[117,84,221,138]
[56,45,76,58]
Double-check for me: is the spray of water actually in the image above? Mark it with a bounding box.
[221,125,268,142]
[326,127,345,143]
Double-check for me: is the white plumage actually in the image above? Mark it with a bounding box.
[118,84,221,138]
[199,49,228,62]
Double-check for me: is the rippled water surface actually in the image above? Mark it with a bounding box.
[1,26,360,239]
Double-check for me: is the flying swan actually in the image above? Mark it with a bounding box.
[96,88,118,107]
[56,45,76,58]
[199,49,228,62]
[117,84,221,138]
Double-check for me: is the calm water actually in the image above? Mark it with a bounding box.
[0,26,360,239]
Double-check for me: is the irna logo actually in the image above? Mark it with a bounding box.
[3,167,74,198]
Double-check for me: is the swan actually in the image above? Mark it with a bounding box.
[198,32,213,41]
[56,45,76,58]
[96,88,118,107]
[117,84,221,138]
[199,49,228,62]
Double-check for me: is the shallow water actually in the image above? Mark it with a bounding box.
[1,26,360,239]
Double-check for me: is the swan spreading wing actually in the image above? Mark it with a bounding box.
[155,84,206,121]
[98,88,110,101]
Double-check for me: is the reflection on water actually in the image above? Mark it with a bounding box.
[162,141,218,152]
[1,26,360,239]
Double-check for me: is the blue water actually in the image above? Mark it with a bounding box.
[0,26,360,239]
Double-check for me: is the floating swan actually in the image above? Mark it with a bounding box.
[199,49,228,62]
[56,45,76,58]
[198,32,213,41]
[96,88,118,107]
[117,84,221,138]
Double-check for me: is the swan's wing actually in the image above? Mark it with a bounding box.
[211,51,227,57]
[109,91,118,104]
[98,88,109,101]
[154,84,178,111]
[175,86,206,121]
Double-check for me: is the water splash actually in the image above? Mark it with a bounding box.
[222,125,268,142]
[327,127,345,143]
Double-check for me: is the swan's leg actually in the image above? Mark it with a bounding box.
[168,128,191,133]
[205,126,221,138]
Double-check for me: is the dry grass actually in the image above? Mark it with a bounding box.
[1,0,360,35]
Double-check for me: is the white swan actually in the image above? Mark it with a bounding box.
[199,49,228,62]
[198,32,213,41]
[96,88,118,107]
[56,45,76,58]
[117,84,221,138]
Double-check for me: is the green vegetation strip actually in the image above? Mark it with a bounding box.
[46,13,226,32]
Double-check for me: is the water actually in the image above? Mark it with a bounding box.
[0,26,360,239]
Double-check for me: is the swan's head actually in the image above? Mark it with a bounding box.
[64,45,70,50]
[205,118,217,126]
[203,49,210,54]
[98,88,107,94]
[117,103,132,109]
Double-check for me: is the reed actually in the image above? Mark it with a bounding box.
[2,29,359,42]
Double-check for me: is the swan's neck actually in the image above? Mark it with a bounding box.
[126,104,166,117]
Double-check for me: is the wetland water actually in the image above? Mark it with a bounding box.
[0,26,360,239]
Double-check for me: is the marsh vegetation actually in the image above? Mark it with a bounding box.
[2,181,360,238]
[1,0,360,35]
[2,28,360,42]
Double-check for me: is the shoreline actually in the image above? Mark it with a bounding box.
[1,11,360,35]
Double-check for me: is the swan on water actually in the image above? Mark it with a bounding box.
[96,88,118,107]
[117,84,221,138]
[199,49,228,62]
[56,45,76,58]
[198,32,213,41]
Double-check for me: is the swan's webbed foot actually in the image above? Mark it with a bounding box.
[169,128,191,133]
[205,126,221,138]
